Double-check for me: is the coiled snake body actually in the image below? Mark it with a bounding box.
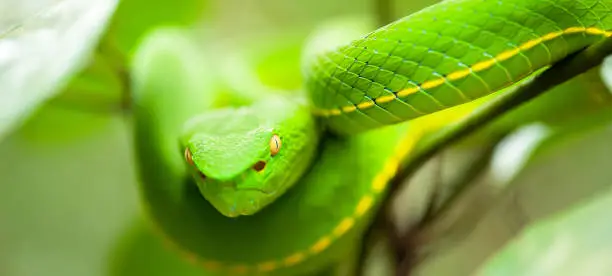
[130,0,612,275]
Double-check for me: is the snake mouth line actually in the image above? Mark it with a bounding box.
[235,187,272,195]
[217,183,272,195]
[214,182,272,195]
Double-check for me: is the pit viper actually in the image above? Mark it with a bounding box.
[128,0,612,275]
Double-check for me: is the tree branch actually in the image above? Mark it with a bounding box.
[377,36,612,276]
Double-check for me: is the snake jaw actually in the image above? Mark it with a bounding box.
[189,172,275,217]
[208,184,270,218]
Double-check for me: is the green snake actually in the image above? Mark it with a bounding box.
[129,0,612,275]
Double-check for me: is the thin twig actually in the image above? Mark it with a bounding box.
[368,36,612,276]
[420,152,446,225]
[395,136,503,275]
[419,134,505,231]
[356,211,395,276]
[390,36,612,210]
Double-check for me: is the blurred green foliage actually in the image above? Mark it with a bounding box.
[1,0,611,275]
[105,0,208,60]
[0,0,118,140]
[108,217,204,276]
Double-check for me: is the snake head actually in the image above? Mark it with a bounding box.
[180,96,319,218]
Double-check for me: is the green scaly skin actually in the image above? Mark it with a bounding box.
[129,0,612,275]
[307,0,612,135]
[180,96,320,217]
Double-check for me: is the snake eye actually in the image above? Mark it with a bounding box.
[270,134,281,156]
[185,148,194,165]
[253,161,266,172]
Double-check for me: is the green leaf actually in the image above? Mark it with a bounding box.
[104,0,208,60]
[253,36,305,90]
[217,33,307,95]
[0,116,140,276]
[50,52,125,114]
[500,69,610,130]
[411,109,612,276]
[0,0,119,141]
[108,217,204,276]
[476,187,612,276]
[11,50,126,146]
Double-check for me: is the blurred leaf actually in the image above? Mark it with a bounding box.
[217,33,307,95]
[412,108,612,276]
[104,0,208,61]
[601,55,612,93]
[488,123,551,184]
[213,15,377,105]
[5,23,126,146]
[0,117,139,276]
[50,52,125,114]
[14,102,115,145]
[107,217,204,276]
[253,36,305,90]
[130,25,221,113]
[300,15,376,69]
[394,0,441,21]
[463,67,612,148]
[0,0,118,142]
[213,0,370,37]
[475,187,612,276]
[221,15,377,93]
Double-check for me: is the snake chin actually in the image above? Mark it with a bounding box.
[196,179,275,218]
[236,187,272,195]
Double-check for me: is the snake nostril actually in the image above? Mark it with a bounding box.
[197,171,206,180]
[253,161,266,172]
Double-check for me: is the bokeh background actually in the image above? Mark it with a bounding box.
[1,0,612,275]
